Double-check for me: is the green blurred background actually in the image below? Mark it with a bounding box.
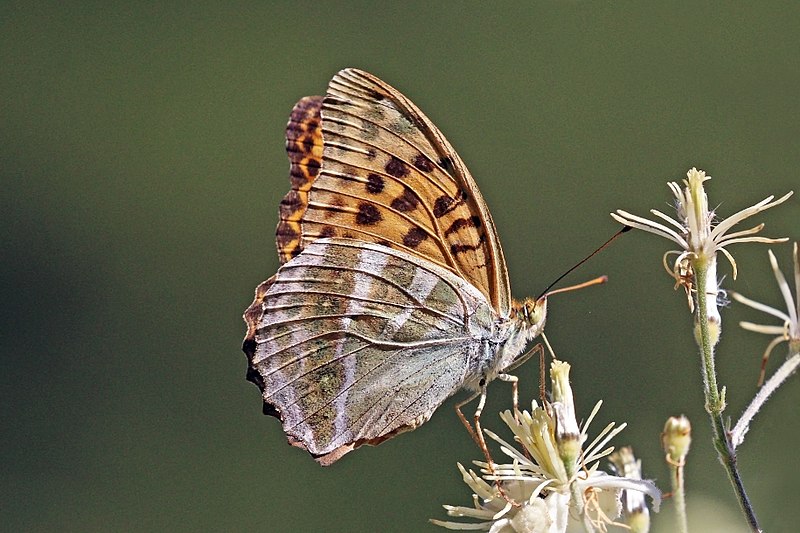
[3,2,798,532]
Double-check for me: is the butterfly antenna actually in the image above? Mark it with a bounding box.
[536,226,630,300]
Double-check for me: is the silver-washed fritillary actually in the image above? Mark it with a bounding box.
[243,69,547,465]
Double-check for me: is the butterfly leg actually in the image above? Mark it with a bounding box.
[502,342,547,406]
[535,343,546,404]
[495,373,520,422]
[495,371,536,464]
[455,386,520,507]
[454,389,482,451]
[499,343,546,463]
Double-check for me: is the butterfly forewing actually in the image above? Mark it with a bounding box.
[245,238,497,464]
[276,68,511,316]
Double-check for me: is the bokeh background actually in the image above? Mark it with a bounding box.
[3,2,798,532]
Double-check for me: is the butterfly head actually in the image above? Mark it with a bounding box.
[513,296,548,342]
[494,296,548,374]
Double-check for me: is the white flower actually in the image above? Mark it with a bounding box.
[611,168,791,316]
[432,361,660,533]
[730,242,800,385]
[608,447,651,533]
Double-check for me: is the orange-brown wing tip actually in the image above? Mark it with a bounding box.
[309,443,356,467]
[277,96,324,264]
[291,424,420,466]
[242,275,275,341]
[242,275,275,401]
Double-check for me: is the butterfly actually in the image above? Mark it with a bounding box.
[242,68,548,465]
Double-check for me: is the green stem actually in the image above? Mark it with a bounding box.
[694,265,761,532]
[670,458,688,533]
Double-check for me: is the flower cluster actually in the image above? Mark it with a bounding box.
[432,361,660,533]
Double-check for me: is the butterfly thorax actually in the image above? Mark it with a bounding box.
[462,296,548,391]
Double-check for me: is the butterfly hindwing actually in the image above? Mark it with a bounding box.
[244,238,497,464]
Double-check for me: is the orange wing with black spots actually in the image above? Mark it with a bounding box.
[276,96,324,264]
[277,69,512,317]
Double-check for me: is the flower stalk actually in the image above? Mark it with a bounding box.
[611,168,792,532]
[694,260,760,530]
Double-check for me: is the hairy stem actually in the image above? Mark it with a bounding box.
[694,265,761,532]
[732,352,800,447]
[669,456,688,533]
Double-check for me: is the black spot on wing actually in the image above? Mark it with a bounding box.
[390,188,419,212]
[433,195,454,218]
[402,227,428,248]
[325,96,352,107]
[413,154,434,173]
[366,87,385,101]
[385,156,410,179]
[318,226,336,238]
[439,156,454,173]
[366,173,385,194]
[444,215,481,236]
[450,233,487,255]
[356,203,382,225]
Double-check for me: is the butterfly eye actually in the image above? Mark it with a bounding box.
[523,298,548,329]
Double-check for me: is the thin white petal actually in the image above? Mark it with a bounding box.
[528,478,556,503]
[711,195,775,238]
[792,243,800,318]
[739,322,788,335]
[484,429,533,465]
[649,208,686,232]
[711,191,793,239]
[713,223,765,242]
[717,236,789,247]
[491,501,514,521]
[487,519,514,533]
[719,246,739,280]
[769,249,799,327]
[442,506,497,519]
[730,291,791,322]
[794,243,800,321]
[667,181,685,204]
[732,353,800,448]
[611,211,687,246]
[430,518,496,530]
[584,424,627,464]
[579,473,662,512]
[580,400,603,436]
